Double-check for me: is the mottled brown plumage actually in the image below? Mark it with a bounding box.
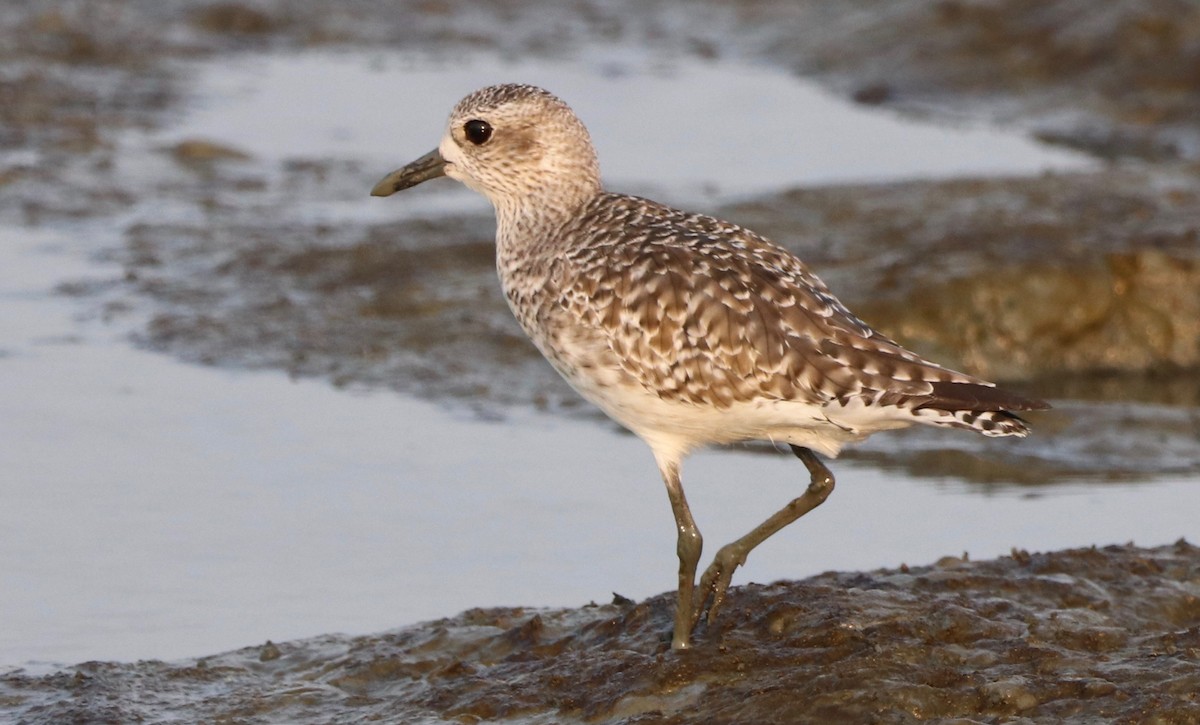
[371,83,1049,650]
[552,194,1008,408]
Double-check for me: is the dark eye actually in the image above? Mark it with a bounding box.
[463,119,493,145]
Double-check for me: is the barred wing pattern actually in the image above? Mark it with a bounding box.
[550,193,1041,436]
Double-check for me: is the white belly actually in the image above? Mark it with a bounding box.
[559,361,886,463]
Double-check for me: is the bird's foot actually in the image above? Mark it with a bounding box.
[690,543,748,630]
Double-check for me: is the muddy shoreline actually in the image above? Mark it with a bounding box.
[4,543,1199,722]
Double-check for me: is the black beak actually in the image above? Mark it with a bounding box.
[370,149,447,197]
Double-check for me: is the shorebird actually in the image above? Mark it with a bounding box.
[371,84,1048,650]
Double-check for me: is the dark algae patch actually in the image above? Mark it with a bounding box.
[4,543,1199,722]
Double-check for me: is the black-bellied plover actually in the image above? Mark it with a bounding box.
[371,84,1049,650]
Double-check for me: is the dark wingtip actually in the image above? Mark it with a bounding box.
[921,381,1050,413]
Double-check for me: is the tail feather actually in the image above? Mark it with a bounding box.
[911,381,1049,438]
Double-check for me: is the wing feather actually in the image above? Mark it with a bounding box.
[553,193,999,410]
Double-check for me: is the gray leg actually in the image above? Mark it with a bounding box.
[658,458,703,650]
[691,445,835,629]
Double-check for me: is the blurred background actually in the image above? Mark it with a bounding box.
[2,0,1198,667]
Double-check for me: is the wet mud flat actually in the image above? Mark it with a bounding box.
[105,159,1200,481]
[4,542,1199,723]
[8,0,1200,157]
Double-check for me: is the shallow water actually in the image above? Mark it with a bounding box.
[1,48,1192,670]
[163,50,1094,202]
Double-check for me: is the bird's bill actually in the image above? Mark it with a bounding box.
[370,148,446,197]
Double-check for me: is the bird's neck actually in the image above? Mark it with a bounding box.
[493,178,601,261]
